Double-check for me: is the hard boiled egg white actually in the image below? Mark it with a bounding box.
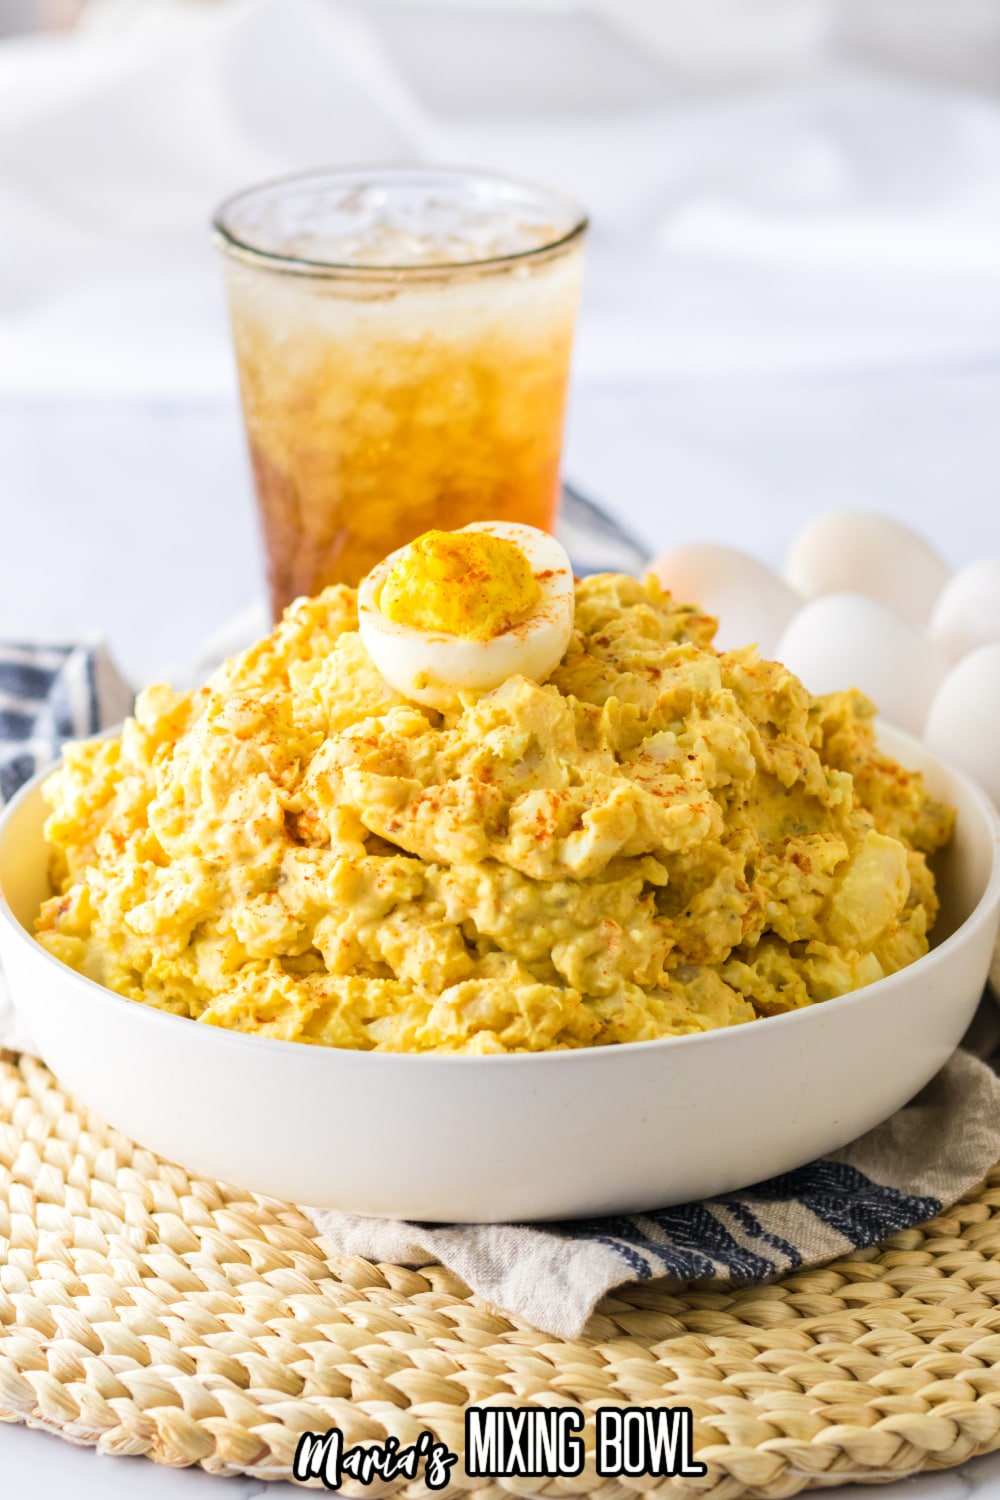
[650,543,800,655]
[786,510,951,626]
[924,644,1000,805]
[358,521,575,709]
[775,593,949,735]
[928,558,1000,663]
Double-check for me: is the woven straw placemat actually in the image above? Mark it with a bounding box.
[3,1051,1000,1496]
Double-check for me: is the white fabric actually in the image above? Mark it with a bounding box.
[2,0,1000,400]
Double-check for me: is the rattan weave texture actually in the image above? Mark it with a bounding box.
[2,1050,1000,1497]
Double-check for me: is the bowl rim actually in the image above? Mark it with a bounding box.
[1,722,998,1071]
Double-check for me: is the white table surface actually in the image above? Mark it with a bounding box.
[2,369,1000,1496]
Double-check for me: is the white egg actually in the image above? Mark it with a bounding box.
[786,510,951,626]
[357,521,575,710]
[774,593,949,735]
[924,645,1000,805]
[928,558,1000,663]
[649,543,800,655]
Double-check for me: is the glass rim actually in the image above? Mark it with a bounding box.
[211,163,589,279]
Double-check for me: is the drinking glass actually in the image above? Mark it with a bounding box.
[213,166,588,615]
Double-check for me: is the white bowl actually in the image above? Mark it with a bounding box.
[0,726,997,1222]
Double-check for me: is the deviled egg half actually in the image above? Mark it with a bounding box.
[357,521,575,708]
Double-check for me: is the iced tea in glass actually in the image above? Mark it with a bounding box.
[213,167,587,615]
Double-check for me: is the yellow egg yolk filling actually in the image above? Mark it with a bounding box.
[378,530,542,641]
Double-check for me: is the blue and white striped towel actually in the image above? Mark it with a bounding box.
[2,496,1000,1340]
[0,641,134,805]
